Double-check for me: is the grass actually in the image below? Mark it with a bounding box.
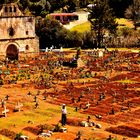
[0,104,88,140]
[70,21,91,33]
[108,48,140,51]
[0,100,88,130]
[0,135,11,140]
[116,18,134,28]
[0,103,57,129]
[70,18,134,32]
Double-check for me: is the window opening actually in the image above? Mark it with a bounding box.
[9,7,12,12]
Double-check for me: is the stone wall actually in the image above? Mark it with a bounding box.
[0,37,39,60]
[0,16,35,40]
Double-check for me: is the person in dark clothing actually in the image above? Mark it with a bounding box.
[61,104,67,126]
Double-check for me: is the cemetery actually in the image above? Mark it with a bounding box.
[0,0,139,139]
[0,47,139,140]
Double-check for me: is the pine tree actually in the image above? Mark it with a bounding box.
[88,0,118,48]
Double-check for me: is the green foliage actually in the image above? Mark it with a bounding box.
[124,0,140,29]
[37,124,54,131]
[82,31,96,49]
[18,0,28,11]
[0,0,18,4]
[0,0,134,18]
[109,0,133,18]
[88,0,118,48]
[70,21,91,33]
[53,123,62,132]
[0,0,137,49]
[76,47,81,59]
[14,132,23,140]
[36,16,66,48]
[36,16,83,49]
[66,31,83,48]
[119,27,133,37]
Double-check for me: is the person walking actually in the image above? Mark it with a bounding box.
[61,104,67,126]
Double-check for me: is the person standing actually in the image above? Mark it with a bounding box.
[61,104,67,126]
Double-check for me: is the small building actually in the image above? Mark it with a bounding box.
[0,3,39,60]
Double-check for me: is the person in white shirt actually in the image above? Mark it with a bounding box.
[61,104,67,126]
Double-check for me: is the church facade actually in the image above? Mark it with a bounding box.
[0,3,39,60]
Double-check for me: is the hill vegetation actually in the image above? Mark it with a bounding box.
[0,0,134,17]
[0,0,139,49]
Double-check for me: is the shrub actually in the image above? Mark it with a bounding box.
[53,123,63,132]
[14,132,23,140]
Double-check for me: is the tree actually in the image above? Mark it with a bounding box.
[109,0,132,18]
[36,16,69,49]
[28,0,48,17]
[88,0,118,48]
[82,31,96,49]
[0,0,18,4]
[18,0,29,11]
[124,0,140,30]
[35,15,83,49]
[66,31,83,48]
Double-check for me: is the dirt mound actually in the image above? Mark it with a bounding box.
[106,125,140,138]
[0,129,16,139]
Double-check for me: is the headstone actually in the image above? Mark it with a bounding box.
[80,121,88,127]
[19,135,29,139]
[45,47,48,52]
[60,127,67,133]
[95,114,102,119]
[39,132,51,137]
[14,102,23,112]
[43,96,47,100]
[60,47,63,52]
[95,123,102,129]
[99,50,104,57]
[77,58,85,67]
[1,99,6,108]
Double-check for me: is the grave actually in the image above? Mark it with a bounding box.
[77,58,85,67]
[59,127,67,133]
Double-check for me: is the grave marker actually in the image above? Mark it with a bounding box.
[14,102,23,112]
[2,105,9,117]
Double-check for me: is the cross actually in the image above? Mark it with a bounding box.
[2,105,9,117]
[14,102,23,112]
[1,99,6,108]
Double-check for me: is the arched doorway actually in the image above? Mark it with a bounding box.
[6,44,19,60]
